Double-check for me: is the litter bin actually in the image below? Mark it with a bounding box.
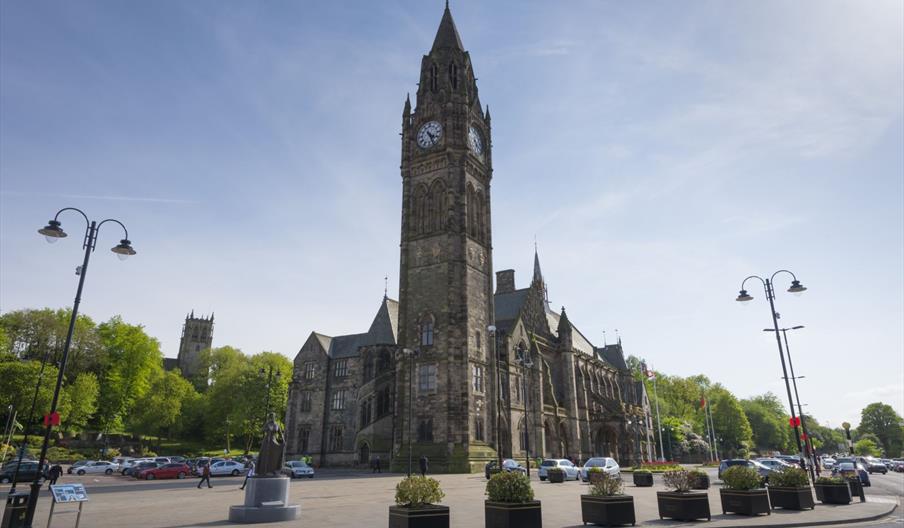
[1,492,29,528]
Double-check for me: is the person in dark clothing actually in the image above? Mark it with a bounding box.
[197,462,212,489]
[48,464,63,485]
[240,460,255,490]
[419,455,428,477]
[372,456,381,474]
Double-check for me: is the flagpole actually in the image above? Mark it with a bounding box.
[651,369,665,461]
[707,399,719,461]
[701,395,714,462]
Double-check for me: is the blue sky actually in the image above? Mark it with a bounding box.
[1,1,902,428]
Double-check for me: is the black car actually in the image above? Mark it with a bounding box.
[125,461,160,477]
[0,461,46,484]
[484,459,528,479]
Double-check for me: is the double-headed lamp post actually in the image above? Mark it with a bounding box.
[736,270,807,473]
[25,208,136,526]
[401,347,419,477]
[514,344,533,476]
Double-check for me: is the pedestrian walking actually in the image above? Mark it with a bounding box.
[240,460,255,490]
[372,455,381,474]
[48,463,62,485]
[419,455,428,477]
[197,462,212,489]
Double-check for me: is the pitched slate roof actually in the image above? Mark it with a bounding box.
[320,297,399,359]
[545,307,595,356]
[596,343,629,371]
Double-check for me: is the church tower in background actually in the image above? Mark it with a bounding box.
[394,3,496,472]
[177,311,214,380]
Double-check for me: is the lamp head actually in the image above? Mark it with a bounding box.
[38,220,67,243]
[736,289,754,302]
[486,324,496,335]
[111,239,136,260]
[791,325,805,330]
[787,280,807,296]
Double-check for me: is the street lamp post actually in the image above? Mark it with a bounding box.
[661,425,674,461]
[736,271,807,467]
[9,345,55,493]
[764,325,815,482]
[25,208,135,527]
[514,344,533,477]
[258,366,283,427]
[401,348,419,477]
[487,325,504,470]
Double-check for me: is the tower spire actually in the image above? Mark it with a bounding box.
[533,241,549,304]
[431,1,464,52]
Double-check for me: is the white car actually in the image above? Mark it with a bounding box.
[119,458,151,475]
[538,459,580,481]
[822,457,836,470]
[74,461,119,475]
[580,457,620,482]
[756,458,795,471]
[283,460,315,479]
[209,460,246,476]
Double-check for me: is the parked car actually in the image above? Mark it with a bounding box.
[755,458,794,471]
[74,461,118,475]
[775,454,806,468]
[484,459,528,479]
[579,457,620,482]
[834,462,871,486]
[119,458,150,475]
[126,461,161,477]
[167,456,186,464]
[718,459,773,481]
[821,457,836,470]
[860,457,888,475]
[283,460,315,479]
[67,460,89,474]
[138,463,191,480]
[538,459,580,481]
[151,457,171,465]
[111,457,135,467]
[209,460,246,476]
[0,461,46,484]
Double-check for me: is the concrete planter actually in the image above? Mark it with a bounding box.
[768,486,815,510]
[719,488,771,516]
[632,473,653,487]
[485,500,541,528]
[656,491,711,521]
[847,478,866,502]
[815,482,852,505]
[388,505,450,528]
[581,495,635,526]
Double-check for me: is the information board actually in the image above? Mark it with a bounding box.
[50,483,89,503]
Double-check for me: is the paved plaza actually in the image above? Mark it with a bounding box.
[1,468,900,527]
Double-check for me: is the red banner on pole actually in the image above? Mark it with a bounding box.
[789,417,800,427]
[44,412,60,427]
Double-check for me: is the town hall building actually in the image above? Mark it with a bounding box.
[285,5,654,472]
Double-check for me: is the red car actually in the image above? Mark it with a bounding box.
[138,463,191,480]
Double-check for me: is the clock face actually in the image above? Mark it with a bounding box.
[417,121,443,149]
[468,126,484,155]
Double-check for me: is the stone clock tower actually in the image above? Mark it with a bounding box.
[393,4,496,472]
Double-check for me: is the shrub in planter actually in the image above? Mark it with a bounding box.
[632,469,653,487]
[547,467,565,483]
[657,470,711,522]
[390,476,449,528]
[689,469,710,490]
[719,466,770,516]
[814,477,852,505]
[582,473,635,527]
[767,467,814,510]
[485,472,541,528]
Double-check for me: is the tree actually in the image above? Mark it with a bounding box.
[854,438,881,456]
[60,372,99,434]
[741,393,793,454]
[858,403,904,457]
[0,360,59,432]
[129,370,198,440]
[0,308,101,378]
[710,389,753,458]
[94,317,163,432]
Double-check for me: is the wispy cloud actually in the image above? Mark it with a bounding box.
[0,190,199,205]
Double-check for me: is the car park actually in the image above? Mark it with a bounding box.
[283,460,315,479]
[484,459,528,479]
[74,461,118,475]
[209,460,246,476]
[538,459,580,481]
[579,457,620,482]
[138,463,191,480]
[834,462,871,486]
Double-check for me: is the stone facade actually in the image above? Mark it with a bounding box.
[176,311,213,378]
[285,5,654,472]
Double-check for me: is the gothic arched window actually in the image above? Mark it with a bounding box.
[430,63,438,92]
[466,183,476,238]
[476,190,486,242]
[413,184,428,235]
[429,179,446,232]
[449,62,458,89]
[420,314,435,346]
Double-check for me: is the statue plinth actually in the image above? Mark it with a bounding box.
[228,476,300,524]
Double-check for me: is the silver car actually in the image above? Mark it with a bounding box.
[538,459,580,481]
[283,460,315,479]
[580,457,620,482]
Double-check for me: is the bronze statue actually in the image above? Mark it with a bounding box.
[256,412,285,477]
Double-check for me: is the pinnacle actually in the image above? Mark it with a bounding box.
[431,3,464,52]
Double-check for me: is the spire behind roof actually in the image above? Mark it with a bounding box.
[431,3,464,52]
[532,241,549,304]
